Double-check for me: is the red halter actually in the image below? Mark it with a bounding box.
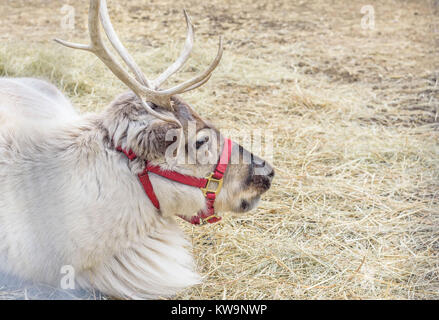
[117,138,233,225]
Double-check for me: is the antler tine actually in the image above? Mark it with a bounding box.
[55,1,148,98]
[98,0,151,87]
[55,0,223,112]
[55,0,174,111]
[158,36,223,96]
[181,73,212,93]
[150,9,195,89]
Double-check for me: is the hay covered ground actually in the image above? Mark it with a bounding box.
[0,0,438,299]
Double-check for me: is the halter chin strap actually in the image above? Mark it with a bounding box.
[117,138,233,225]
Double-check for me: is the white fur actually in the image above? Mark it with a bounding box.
[0,78,203,299]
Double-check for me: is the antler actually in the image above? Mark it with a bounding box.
[54,0,223,112]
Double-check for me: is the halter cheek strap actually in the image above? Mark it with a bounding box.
[117,138,233,225]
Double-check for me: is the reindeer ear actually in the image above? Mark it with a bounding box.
[128,120,180,160]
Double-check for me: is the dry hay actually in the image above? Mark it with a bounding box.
[0,0,438,299]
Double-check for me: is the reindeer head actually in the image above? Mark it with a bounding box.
[55,0,274,220]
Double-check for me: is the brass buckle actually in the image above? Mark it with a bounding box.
[200,173,223,197]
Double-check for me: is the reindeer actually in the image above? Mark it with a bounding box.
[0,0,274,299]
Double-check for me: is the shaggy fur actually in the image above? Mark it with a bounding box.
[0,77,273,299]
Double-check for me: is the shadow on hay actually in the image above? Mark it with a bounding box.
[0,270,103,300]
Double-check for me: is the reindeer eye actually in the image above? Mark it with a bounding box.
[196,136,209,149]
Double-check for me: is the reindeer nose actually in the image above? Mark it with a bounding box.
[250,154,275,189]
[251,155,274,176]
[251,154,266,168]
[267,168,275,179]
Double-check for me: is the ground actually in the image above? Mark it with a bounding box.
[0,0,438,299]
